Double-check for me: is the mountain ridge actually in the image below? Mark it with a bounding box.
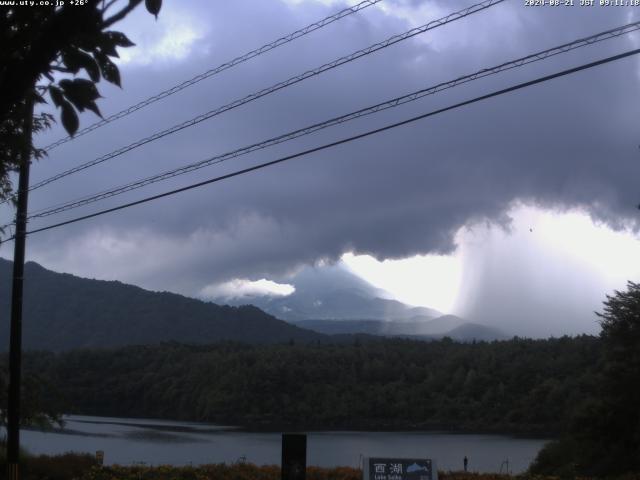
[293,317,506,341]
[0,258,324,351]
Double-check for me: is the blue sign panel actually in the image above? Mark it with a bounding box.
[365,458,436,480]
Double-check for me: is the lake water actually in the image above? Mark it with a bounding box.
[15,415,549,474]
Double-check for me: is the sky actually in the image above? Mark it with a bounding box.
[3,0,640,337]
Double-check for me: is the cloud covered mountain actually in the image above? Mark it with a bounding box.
[222,265,506,341]
[225,264,441,322]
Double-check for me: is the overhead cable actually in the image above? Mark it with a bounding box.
[5,47,636,242]
[25,20,640,221]
[41,0,386,152]
[27,0,504,194]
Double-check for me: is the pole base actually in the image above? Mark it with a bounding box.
[8,463,19,480]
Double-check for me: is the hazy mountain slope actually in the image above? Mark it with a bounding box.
[294,316,506,341]
[231,265,441,321]
[0,259,324,351]
[446,323,507,341]
[293,319,390,335]
[411,314,466,335]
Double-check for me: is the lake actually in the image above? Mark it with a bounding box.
[15,415,549,474]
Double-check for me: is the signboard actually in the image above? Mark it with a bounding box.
[364,458,437,480]
[95,450,104,466]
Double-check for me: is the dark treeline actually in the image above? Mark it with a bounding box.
[18,335,601,435]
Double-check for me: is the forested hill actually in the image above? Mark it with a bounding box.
[19,335,602,435]
[0,259,323,351]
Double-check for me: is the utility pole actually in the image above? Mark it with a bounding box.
[7,94,34,480]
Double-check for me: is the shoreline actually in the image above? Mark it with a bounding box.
[52,413,556,439]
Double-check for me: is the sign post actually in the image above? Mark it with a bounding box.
[282,433,306,480]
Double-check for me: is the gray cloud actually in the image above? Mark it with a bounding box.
[3,0,640,334]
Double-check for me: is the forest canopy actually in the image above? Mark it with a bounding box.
[11,335,601,435]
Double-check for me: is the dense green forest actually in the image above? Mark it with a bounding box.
[15,335,600,435]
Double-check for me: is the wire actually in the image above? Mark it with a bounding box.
[25,0,504,194]
[5,47,636,242]
[41,0,385,152]
[24,20,640,221]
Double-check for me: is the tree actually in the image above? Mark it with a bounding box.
[0,0,162,206]
[0,0,162,454]
[530,281,640,476]
[0,364,65,429]
[592,281,640,472]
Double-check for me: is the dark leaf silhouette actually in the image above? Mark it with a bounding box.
[62,49,101,82]
[95,51,121,87]
[60,100,79,136]
[145,0,162,19]
[104,31,135,48]
[48,87,64,108]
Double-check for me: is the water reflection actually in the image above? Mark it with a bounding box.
[14,415,549,473]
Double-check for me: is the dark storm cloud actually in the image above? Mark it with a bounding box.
[5,0,640,298]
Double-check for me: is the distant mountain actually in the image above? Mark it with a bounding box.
[219,264,506,340]
[228,265,441,322]
[411,314,466,335]
[294,315,505,341]
[293,319,391,336]
[0,259,324,351]
[446,323,507,342]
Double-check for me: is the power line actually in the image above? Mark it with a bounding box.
[24,20,640,221]
[26,0,504,194]
[5,47,637,242]
[41,0,385,152]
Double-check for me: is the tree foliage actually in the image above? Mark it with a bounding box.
[15,335,601,435]
[530,281,640,477]
[594,281,640,465]
[0,363,65,428]
[0,0,162,204]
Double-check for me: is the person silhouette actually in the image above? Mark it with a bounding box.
[463,456,468,472]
